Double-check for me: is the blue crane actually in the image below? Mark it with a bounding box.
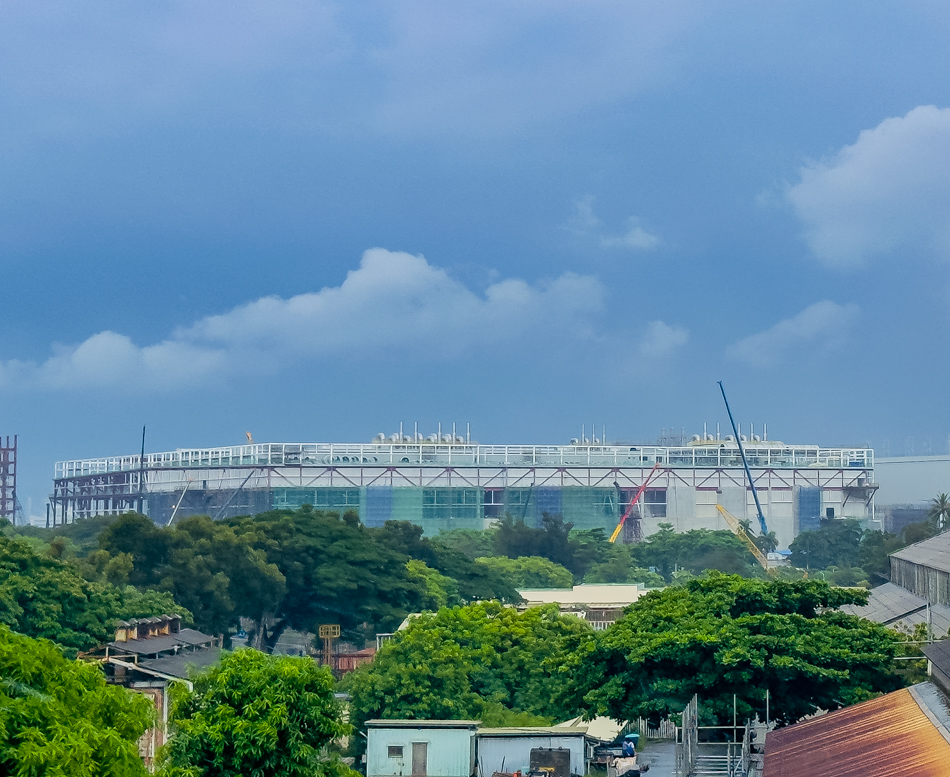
[718,381,769,536]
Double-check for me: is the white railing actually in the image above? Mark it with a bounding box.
[55,442,874,479]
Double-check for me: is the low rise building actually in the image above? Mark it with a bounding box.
[366,720,479,777]
[476,726,590,777]
[83,615,221,770]
[517,584,648,630]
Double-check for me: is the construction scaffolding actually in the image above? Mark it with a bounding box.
[1,435,17,525]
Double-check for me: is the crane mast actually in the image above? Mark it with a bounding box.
[718,381,768,536]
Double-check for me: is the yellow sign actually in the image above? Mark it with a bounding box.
[318,624,340,638]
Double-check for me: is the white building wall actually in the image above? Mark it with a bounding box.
[368,727,476,777]
[476,735,586,777]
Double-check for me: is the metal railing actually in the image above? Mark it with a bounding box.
[55,442,874,478]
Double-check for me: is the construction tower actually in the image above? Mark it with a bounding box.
[0,435,17,525]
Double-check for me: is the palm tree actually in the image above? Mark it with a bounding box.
[928,493,950,533]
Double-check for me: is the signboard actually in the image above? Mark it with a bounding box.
[318,624,341,638]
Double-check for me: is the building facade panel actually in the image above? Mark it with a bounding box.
[50,440,876,549]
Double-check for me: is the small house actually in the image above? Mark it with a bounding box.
[366,720,479,777]
[476,727,591,777]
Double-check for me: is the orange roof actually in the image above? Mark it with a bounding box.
[764,686,950,777]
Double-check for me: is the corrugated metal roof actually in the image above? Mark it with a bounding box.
[923,640,950,681]
[107,628,215,655]
[890,533,950,574]
[763,685,950,777]
[477,727,588,737]
[138,646,222,679]
[365,720,480,728]
[839,583,950,636]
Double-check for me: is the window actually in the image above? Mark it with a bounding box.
[389,746,404,758]
[644,489,667,518]
[826,507,835,520]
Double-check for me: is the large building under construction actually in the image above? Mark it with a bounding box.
[50,431,878,549]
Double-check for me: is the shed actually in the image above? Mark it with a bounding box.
[366,720,479,777]
[922,639,950,695]
[476,727,590,777]
[889,533,950,606]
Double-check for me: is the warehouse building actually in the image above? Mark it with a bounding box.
[890,533,950,608]
[49,431,877,549]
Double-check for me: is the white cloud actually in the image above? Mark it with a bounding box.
[787,105,950,268]
[636,320,689,359]
[569,197,660,251]
[600,220,661,250]
[0,249,604,392]
[727,301,859,367]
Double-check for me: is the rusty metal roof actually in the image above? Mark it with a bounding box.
[763,685,950,777]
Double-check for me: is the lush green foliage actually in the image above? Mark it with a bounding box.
[0,625,153,776]
[1,514,122,558]
[628,524,760,581]
[434,528,495,560]
[159,649,351,777]
[343,602,593,740]
[370,520,520,603]
[929,493,950,532]
[406,560,462,610]
[788,518,917,583]
[566,573,903,726]
[475,555,574,589]
[0,535,183,656]
[97,510,428,646]
[492,514,577,571]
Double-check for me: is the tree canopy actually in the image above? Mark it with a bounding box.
[0,535,182,656]
[475,555,574,589]
[0,625,153,776]
[628,524,760,581]
[96,509,429,648]
[343,602,593,740]
[565,573,903,726]
[159,649,351,777]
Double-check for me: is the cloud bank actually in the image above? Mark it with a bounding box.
[727,301,859,367]
[569,196,660,251]
[0,249,619,392]
[787,105,950,268]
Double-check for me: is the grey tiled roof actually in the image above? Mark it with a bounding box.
[107,628,214,656]
[139,647,222,679]
[891,533,950,574]
[839,583,950,638]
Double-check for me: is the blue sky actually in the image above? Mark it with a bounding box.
[3,1,950,514]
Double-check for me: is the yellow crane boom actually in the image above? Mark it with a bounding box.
[715,504,774,575]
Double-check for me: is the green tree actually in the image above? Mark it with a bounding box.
[1,513,121,558]
[475,555,574,589]
[343,602,593,746]
[583,553,665,587]
[900,519,938,546]
[788,519,864,571]
[228,508,424,647]
[858,530,902,582]
[628,524,760,581]
[0,625,153,776]
[101,513,286,640]
[565,573,903,727]
[928,493,950,533]
[159,649,351,777]
[493,513,577,572]
[0,535,184,656]
[407,560,461,610]
[435,528,496,560]
[372,520,519,603]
